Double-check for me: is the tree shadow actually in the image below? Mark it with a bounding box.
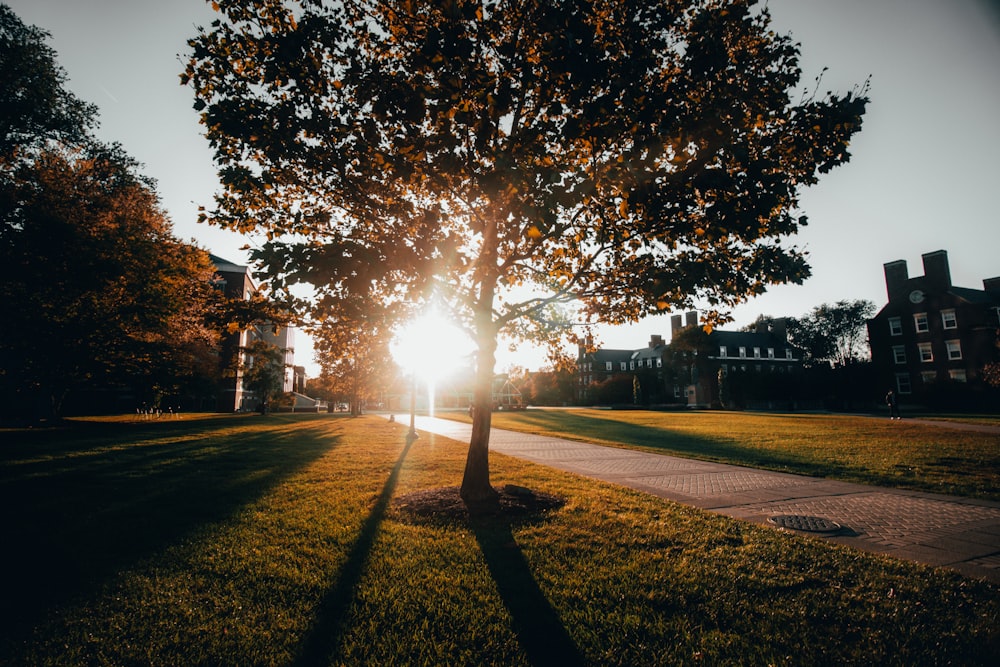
[505,410,861,478]
[293,435,415,666]
[471,513,587,667]
[0,415,336,639]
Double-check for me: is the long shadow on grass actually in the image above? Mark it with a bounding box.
[0,414,337,639]
[502,410,862,480]
[471,517,587,667]
[293,434,415,666]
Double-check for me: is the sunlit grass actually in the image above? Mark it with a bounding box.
[1,414,997,665]
[459,409,1000,500]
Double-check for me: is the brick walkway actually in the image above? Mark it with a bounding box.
[397,414,1000,583]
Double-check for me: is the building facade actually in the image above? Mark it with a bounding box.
[576,311,804,408]
[867,250,1000,406]
[670,313,803,408]
[211,255,296,412]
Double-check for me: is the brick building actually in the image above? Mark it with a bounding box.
[576,311,803,408]
[867,250,1000,406]
[211,255,295,411]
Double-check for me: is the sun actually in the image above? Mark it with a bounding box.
[392,312,476,384]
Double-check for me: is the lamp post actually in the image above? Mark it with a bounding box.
[392,311,474,441]
[407,371,418,440]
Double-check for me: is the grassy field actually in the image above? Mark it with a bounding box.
[462,409,1000,501]
[0,413,997,665]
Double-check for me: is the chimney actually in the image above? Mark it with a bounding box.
[883,259,908,301]
[772,318,788,342]
[922,250,951,290]
[685,310,698,328]
[649,334,664,348]
[983,277,1000,295]
[755,320,769,334]
[670,314,683,335]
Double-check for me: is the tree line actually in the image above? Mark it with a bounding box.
[0,5,283,423]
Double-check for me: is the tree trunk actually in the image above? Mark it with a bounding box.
[460,327,500,514]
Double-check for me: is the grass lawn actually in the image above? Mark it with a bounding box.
[462,409,1000,501]
[0,413,997,665]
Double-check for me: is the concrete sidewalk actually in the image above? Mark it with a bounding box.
[398,414,1000,584]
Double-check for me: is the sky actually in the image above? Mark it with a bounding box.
[6,0,1000,377]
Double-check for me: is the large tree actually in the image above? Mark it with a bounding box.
[185,0,867,511]
[787,299,876,367]
[0,144,222,418]
[0,4,96,160]
[310,304,398,416]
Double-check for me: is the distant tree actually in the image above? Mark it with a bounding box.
[0,5,97,159]
[185,0,867,511]
[717,367,730,408]
[982,362,1000,389]
[0,144,221,419]
[788,300,876,367]
[311,310,397,416]
[526,364,575,406]
[238,337,289,413]
[589,374,635,406]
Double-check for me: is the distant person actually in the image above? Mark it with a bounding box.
[885,388,900,420]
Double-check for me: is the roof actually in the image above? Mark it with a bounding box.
[589,348,634,364]
[948,286,1000,306]
[631,344,667,361]
[209,253,249,274]
[709,330,790,349]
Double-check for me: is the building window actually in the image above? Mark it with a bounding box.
[917,342,933,363]
[946,339,962,360]
[941,309,957,329]
[920,371,937,384]
[656,358,662,368]
[785,349,793,360]
[896,373,912,394]
[888,317,902,336]
[647,358,653,368]
[605,361,613,371]
[892,345,906,364]
[719,346,727,358]
[767,348,775,359]
[739,347,747,358]
[949,369,967,382]
[753,347,761,358]
[914,312,929,333]
[620,361,626,371]
[629,361,635,370]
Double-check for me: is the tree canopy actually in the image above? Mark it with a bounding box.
[787,299,876,367]
[185,0,867,510]
[0,144,223,418]
[0,6,241,420]
[0,4,97,159]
